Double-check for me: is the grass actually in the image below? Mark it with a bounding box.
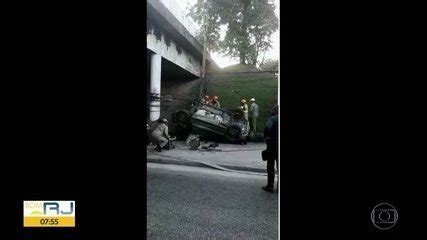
[205,73,278,133]
[220,63,260,73]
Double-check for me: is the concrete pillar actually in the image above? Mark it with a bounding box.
[149,53,161,121]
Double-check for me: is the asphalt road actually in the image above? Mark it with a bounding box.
[147,163,278,240]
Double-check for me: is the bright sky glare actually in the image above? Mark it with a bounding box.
[175,0,280,68]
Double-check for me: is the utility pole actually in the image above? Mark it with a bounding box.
[199,0,208,97]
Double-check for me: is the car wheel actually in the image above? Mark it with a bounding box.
[174,110,191,129]
[225,123,242,142]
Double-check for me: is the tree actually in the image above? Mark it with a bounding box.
[246,1,278,66]
[188,0,224,53]
[189,0,278,67]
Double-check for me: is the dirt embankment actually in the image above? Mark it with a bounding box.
[204,71,278,133]
[150,67,278,138]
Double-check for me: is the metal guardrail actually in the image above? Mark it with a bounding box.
[159,0,200,37]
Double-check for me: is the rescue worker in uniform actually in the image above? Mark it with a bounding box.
[202,95,210,105]
[151,118,170,152]
[249,98,259,133]
[240,99,250,131]
[262,105,278,193]
[212,96,220,108]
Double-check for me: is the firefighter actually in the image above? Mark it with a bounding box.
[212,96,220,108]
[202,95,211,105]
[240,99,250,131]
[151,118,170,152]
[249,98,259,132]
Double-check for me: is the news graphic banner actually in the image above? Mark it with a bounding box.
[23,201,75,227]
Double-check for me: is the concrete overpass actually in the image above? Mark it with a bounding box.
[147,0,219,122]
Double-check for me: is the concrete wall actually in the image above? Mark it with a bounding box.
[147,0,220,76]
[147,28,201,77]
[158,0,199,37]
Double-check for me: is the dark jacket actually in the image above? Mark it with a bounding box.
[264,115,278,160]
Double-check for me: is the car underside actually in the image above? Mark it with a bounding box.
[173,103,249,143]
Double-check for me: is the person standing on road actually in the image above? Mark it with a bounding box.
[262,105,278,193]
[249,98,259,133]
[240,99,250,131]
[151,118,170,152]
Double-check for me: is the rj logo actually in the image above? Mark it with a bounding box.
[23,201,76,227]
[44,202,74,215]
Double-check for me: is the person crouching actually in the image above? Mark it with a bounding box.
[151,118,170,152]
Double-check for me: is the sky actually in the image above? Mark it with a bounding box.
[175,0,280,68]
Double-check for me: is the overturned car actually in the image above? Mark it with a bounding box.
[172,103,249,143]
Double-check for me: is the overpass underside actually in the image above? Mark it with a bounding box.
[147,0,220,123]
[147,49,198,83]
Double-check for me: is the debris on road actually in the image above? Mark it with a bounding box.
[185,134,201,150]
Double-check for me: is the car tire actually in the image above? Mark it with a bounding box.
[225,123,243,142]
[174,110,191,129]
